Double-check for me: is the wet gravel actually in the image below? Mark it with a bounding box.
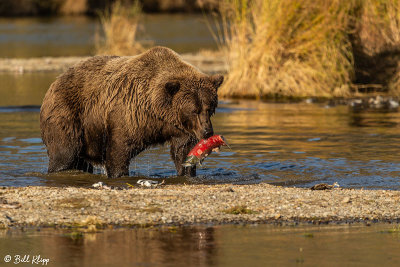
[0,184,399,228]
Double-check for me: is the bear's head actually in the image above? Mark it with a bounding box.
[152,72,224,141]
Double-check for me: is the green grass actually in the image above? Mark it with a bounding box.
[302,232,314,238]
[223,205,257,215]
[380,225,400,234]
[64,231,84,240]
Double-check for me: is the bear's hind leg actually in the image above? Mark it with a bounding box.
[74,158,94,173]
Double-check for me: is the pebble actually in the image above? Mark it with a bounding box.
[342,197,351,203]
[92,182,112,190]
[137,179,163,187]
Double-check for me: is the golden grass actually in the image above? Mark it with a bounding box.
[60,0,87,15]
[95,0,144,56]
[367,0,400,96]
[360,0,400,96]
[389,70,400,96]
[216,0,400,99]
[356,0,400,55]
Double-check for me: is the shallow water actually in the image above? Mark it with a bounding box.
[0,14,217,58]
[1,14,400,189]
[1,73,400,189]
[1,224,400,266]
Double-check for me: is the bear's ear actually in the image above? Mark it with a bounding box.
[165,81,180,96]
[211,74,224,90]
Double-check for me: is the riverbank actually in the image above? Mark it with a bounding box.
[3,55,400,104]
[0,54,228,75]
[1,184,399,228]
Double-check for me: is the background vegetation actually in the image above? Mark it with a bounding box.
[2,0,400,99]
[217,0,400,99]
[93,0,400,99]
[95,0,144,55]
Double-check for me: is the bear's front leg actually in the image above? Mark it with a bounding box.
[170,136,198,176]
[105,137,131,178]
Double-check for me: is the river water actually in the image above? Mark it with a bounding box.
[1,16,399,189]
[1,224,400,266]
[0,14,217,57]
[1,71,400,189]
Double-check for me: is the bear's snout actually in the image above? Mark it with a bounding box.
[193,127,213,141]
[192,113,214,140]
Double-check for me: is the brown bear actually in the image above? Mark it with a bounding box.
[40,46,223,178]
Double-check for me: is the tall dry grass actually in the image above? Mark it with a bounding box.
[95,0,144,56]
[362,0,400,96]
[60,0,87,15]
[355,0,400,55]
[350,0,400,95]
[217,0,356,99]
[217,0,400,99]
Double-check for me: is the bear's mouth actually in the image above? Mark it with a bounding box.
[192,128,214,141]
[177,114,213,141]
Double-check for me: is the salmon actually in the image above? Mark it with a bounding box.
[182,135,229,167]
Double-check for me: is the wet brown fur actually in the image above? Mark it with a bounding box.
[40,46,224,178]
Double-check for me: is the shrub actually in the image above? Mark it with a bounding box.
[95,0,144,56]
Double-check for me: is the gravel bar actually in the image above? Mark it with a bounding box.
[0,184,399,228]
[0,54,228,74]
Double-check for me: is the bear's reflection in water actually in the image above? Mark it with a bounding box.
[30,227,216,266]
